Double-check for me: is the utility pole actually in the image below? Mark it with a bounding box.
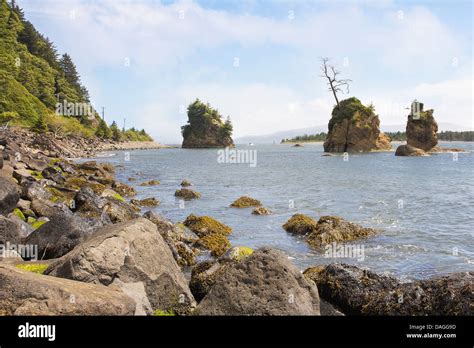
[123,118,126,132]
[101,107,105,121]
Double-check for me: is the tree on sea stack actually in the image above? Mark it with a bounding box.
[320,57,352,109]
[181,99,234,148]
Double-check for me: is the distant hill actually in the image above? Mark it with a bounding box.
[236,122,472,144]
[235,125,328,144]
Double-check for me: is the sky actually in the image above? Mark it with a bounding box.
[18,0,473,143]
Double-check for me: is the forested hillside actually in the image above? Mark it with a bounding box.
[0,0,152,141]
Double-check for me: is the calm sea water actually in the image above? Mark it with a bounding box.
[90,142,474,280]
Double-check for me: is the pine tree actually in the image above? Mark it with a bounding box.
[59,53,80,88]
[110,121,121,141]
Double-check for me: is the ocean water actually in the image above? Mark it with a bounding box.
[90,142,474,280]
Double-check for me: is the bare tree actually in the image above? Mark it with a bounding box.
[320,57,352,109]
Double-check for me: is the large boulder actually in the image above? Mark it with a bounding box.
[0,264,135,315]
[406,109,438,151]
[0,176,19,215]
[25,213,94,259]
[195,248,320,315]
[0,215,23,246]
[21,181,53,201]
[323,98,392,153]
[45,218,196,315]
[304,264,473,315]
[395,144,428,157]
[30,198,71,218]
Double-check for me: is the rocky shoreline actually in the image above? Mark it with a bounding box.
[0,129,471,316]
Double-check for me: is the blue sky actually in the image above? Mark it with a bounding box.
[19,0,473,143]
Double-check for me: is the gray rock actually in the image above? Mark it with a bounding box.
[31,198,71,218]
[41,167,65,184]
[0,215,22,246]
[0,177,20,215]
[26,159,48,172]
[195,247,320,315]
[45,218,196,315]
[0,264,135,315]
[6,214,34,239]
[25,213,94,259]
[58,161,76,174]
[21,181,52,201]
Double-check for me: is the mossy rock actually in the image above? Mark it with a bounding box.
[152,309,175,316]
[15,263,49,274]
[13,208,26,221]
[282,214,318,235]
[184,214,232,237]
[176,242,197,267]
[306,216,378,248]
[139,179,160,186]
[252,206,271,215]
[130,197,159,207]
[175,188,201,200]
[230,196,262,208]
[219,246,254,262]
[65,176,88,190]
[180,180,192,187]
[195,233,231,257]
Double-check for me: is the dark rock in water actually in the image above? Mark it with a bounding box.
[406,108,438,151]
[25,213,94,259]
[0,177,19,215]
[0,264,135,315]
[181,99,234,148]
[395,144,428,157]
[306,216,378,248]
[283,214,318,235]
[46,218,196,315]
[323,97,391,153]
[175,188,201,200]
[293,143,303,147]
[304,263,473,315]
[41,167,65,184]
[195,247,320,315]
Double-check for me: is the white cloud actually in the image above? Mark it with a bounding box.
[20,0,472,142]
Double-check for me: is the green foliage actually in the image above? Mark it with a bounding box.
[95,118,111,138]
[329,97,374,131]
[15,263,49,274]
[33,114,48,133]
[121,127,153,142]
[281,132,327,143]
[153,309,175,316]
[110,121,122,141]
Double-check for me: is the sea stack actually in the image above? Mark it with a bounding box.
[181,99,234,148]
[323,97,391,153]
[395,100,438,156]
[406,100,438,151]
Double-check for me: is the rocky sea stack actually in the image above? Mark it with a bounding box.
[406,106,438,151]
[181,99,234,148]
[323,97,391,153]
